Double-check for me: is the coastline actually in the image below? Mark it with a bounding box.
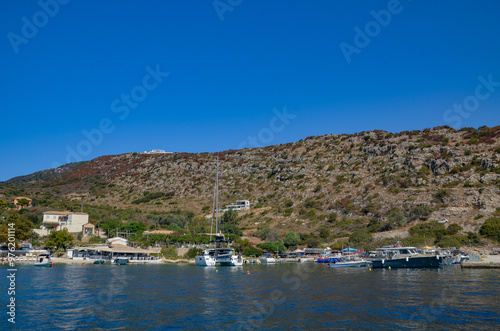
[2,257,196,265]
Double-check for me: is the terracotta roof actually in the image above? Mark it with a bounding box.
[43,211,88,215]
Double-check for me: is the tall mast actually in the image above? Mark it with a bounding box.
[215,153,219,234]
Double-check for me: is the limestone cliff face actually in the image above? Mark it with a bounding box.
[3,126,499,234]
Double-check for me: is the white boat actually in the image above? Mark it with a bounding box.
[195,155,242,267]
[328,259,370,268]
[195,249,216,266]
[259,255,277,264]
[34,254,53,267]
[216,247,243,266]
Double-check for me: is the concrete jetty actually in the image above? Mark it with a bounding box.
[461,255,500,269]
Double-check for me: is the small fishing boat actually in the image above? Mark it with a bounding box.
[259,253,277,264]
[34,254,53,267]
[114,257,129,265]
[93,259,106,264]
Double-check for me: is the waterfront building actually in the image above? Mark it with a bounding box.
[34,211,90,236]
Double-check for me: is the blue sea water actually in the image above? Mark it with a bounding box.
[2,262,499,330]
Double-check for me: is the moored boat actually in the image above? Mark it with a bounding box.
[329,259,370,268]
[34,254,53,267]
[195,155,242,267]
[370,243,444,269]
[113,257,129,265]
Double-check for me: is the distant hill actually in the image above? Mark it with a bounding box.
[2,162,88,186]
[2,126,499,241]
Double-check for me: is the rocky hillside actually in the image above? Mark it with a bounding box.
[2,126,499,239]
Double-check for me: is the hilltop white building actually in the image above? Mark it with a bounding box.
[224,200,251,212]
[144,149,172,154]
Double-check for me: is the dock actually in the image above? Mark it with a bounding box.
[461,255,500,269]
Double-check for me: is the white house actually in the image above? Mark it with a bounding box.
[224,200,251,212]
[34,211,90,235]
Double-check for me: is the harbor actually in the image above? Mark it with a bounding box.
[7,261,500,330]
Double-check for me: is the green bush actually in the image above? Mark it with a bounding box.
[162,245,178,258]
[446,223,463,235]
[242,246,263,257]
[434,189,450,203]
[479,217,500,242]
[349,228,372,247]
[257,241,286,253]
[283,231,301,250]
[184,248,202,259]
[434,235,466,248]
[409,221,446,237]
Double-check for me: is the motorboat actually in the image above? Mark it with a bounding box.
[329,258,370,268]
[113,257,129,265]
[259,254,277,264]
[370,243,444,269]
[195,249,216,266]
[34,254,53,267]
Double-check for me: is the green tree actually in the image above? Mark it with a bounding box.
[257,241,286,253]
[242,246,263,257]
[125,221,147,235]
[17,198,31,208]
[319,226,330,240]
[0,199,8,211]
[260,227,279,242]
[349,228,372,247]
[367,217,381,233]
[283,231,300,250]
[101,220,124,236]
[479,217,500,242]
[184,248,202,259]
[446,223,463,235]
[221,209,238,225]
[385,208,407,230]
[45,229,74,252]
[187,217,207,243]
[220,210,242,237]
[0,211,34,243]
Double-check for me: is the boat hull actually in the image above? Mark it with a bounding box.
[114,258,129,265]
[195,255,216,266]
[371,255,443,269]
[34,262,52,267]
[259,257,277,264]
[329,261,370,268]
[216,253,243,266]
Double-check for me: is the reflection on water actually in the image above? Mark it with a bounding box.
[6,263,500,330]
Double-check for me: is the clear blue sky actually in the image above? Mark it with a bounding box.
[1,0,499,181]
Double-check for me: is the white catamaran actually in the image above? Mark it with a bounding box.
[195,155,242,267]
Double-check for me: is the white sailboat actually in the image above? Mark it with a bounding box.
[195,154,242,267]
